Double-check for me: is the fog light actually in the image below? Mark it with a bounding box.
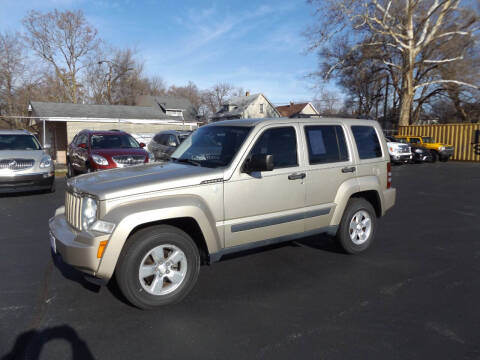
[90,220,115,234]
[97,240,108,258]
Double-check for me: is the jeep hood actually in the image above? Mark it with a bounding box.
[68,162,224,200]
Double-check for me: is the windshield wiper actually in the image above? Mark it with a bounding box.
[170,157,201,167]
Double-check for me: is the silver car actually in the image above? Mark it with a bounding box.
[0,129,55,193]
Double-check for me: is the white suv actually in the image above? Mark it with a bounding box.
[385,136,412,164]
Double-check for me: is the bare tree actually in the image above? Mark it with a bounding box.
[168,81,203,113]
[0,32,27,127]
[23,9,99,104]
[307,0,479,126]
[314,88,341,115]
[201,82,246,116]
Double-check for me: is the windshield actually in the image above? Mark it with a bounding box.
[422,137,436,143]
[0,134,42,150]
[171,125,252,168]
[91,134,140,149]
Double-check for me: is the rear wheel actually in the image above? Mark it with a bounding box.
[116,225,200,309]
[336,198,377,254]
[439,155,449,162]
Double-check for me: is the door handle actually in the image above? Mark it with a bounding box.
[288,173,306,180]
[341,166,356,173]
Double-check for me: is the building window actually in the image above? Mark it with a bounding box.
[166,110,182,117]
[260,104,264,114]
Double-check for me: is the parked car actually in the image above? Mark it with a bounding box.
[67,130,153,177]
[148,130,192,161]
[384,136,412,164]
[389,136,432,163]
[50,118,396,309]
[0,129,55,193]
[394,135,454,162]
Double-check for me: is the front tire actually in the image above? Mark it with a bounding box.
[336,198,377,254]
[430,151,438,163]
[116,225,200,309]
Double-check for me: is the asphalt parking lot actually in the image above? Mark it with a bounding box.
[1,162,480,360]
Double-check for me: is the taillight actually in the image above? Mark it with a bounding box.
[387,162,392,189]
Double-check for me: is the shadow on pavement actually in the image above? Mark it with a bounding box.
[294,233,347,254]
[51,251,101,293]
[1,325,94,360]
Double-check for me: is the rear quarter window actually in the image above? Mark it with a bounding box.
[351,126,382,159]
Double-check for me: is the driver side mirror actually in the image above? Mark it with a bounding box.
[139,142,146,148]
[78,143,87,149]
[243,154,274,173]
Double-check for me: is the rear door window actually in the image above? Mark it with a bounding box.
[305,125,349,164]
[351,126,382,159]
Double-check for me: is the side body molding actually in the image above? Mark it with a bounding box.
[96,195,221,279]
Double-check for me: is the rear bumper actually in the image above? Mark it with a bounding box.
[382,188,396,215]
[0,172,54,193]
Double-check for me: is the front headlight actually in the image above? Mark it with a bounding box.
[82,197,97,230]
[92,154,109,166]
[40,155,52,168]
[439,146,445,151]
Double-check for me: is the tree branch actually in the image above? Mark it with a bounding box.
[423,56,463,64]
[415,80,479,90]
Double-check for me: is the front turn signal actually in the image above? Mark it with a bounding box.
[97,241,108,258]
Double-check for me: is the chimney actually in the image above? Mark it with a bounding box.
[245,91,250,97]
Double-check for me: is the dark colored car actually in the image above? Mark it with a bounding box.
[67,130,153,177]
[387,136,432,163]
[148,130,192,161]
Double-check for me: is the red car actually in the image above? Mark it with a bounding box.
[67,130,153,177]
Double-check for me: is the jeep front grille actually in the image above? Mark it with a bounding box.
[65,191,83,230]
[398,145,410,153]
[112,155,145,167]
[0,158,35,171]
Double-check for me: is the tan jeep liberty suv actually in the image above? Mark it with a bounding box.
[49,118,396,309]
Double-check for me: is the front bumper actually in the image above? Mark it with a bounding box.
[439,148,454,157]
[0,172,54,193]
[49,212,110,280]
[391,154,412,163]
[412,151,431,162]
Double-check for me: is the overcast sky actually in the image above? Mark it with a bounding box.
[0,0,323,105]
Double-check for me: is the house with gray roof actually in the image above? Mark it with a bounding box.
[29,101,196,164]
[135,95,198,123]
[211,92,280,122]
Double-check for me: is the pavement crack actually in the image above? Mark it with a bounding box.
[28,260,54,330]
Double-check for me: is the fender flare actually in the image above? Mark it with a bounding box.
[96,195,221,279]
